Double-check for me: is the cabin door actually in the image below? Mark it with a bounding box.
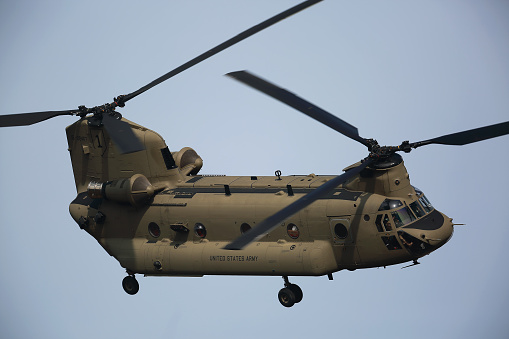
[329,216,362,265]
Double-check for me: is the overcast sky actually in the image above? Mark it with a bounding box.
[1,1,508,338]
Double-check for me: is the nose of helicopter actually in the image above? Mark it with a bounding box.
[400,210,454,255]
[429,214,454,248]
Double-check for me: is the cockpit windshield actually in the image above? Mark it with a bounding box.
[409,201,426,218]
[419,195,433,212]
[391,207,416,227]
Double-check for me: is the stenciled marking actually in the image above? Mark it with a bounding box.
[209,255,258,262]
[71,135,88,142]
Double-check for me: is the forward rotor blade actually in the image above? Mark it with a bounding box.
[101,115,145,154]
[224,158,374,250]
[411,121,509,149]
[121,0,322,104]
[226,70,370,147]
[0,110,77,127]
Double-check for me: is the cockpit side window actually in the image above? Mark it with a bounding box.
[383,214,393,231]
[375,214,394,232]
[381,235,402,250]
[419,195,433,213]
[375,215,384,232]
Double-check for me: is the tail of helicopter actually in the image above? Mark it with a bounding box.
[66,117,177,193]
[65,117,204,194]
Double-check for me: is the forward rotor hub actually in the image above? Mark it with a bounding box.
[366,139,412,161]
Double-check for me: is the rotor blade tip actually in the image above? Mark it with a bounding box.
[225,70,245,78]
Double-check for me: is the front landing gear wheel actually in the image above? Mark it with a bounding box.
[122,275,139,295]
[278,287,296,307]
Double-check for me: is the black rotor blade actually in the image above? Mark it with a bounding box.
[0,110,77,127]
[121,0,322,104]
[226,70,370,147]
[411,121,509,149]
[101,115,145,154]
[224,158,374,250]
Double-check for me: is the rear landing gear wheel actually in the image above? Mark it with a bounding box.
[278,276,303,307]
[287,283,303,303]
[278,287,296,307]
[122,275,139,295]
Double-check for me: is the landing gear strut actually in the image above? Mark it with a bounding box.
[122,272,139,295]
[278,276,303,307]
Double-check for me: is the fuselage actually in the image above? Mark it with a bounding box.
[67,117,454,278]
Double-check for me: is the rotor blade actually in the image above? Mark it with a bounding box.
[224,158,374,250]
[0,110,77,127]
[226,70,370,147]
[411,121,509,149]
[121,0,322,104]
[101,115,145,154]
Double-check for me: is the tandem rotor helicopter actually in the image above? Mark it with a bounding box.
[1,0,508,308]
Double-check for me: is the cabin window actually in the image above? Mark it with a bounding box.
[194,223,207,238]
[148,222,161,238]
[287,223,300,239]
[240,223,252,234]
[334,223,348,239]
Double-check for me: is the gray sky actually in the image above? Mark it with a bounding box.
[1,1,508,338]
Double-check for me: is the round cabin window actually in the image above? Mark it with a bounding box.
[148,222,161,238]
[194,223,207,238]
[334,223,348,239]
[287,223,300,239]
[240,223,251,234]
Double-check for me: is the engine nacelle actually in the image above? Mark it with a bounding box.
[87,174,155,207]
[171,147,203,176]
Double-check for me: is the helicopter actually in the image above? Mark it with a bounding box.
[1,0,508,309]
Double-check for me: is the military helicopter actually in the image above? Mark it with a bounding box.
[1,0,508,309]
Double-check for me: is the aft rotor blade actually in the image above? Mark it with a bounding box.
[411,121,509,149]
[0,110,77,127]
[226,70,370,147]
[224,158,374,250]
[101,115,145,154]
[121,0,322,103]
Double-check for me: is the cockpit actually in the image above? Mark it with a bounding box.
[375,187,446,254]
[375,187,434,231]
